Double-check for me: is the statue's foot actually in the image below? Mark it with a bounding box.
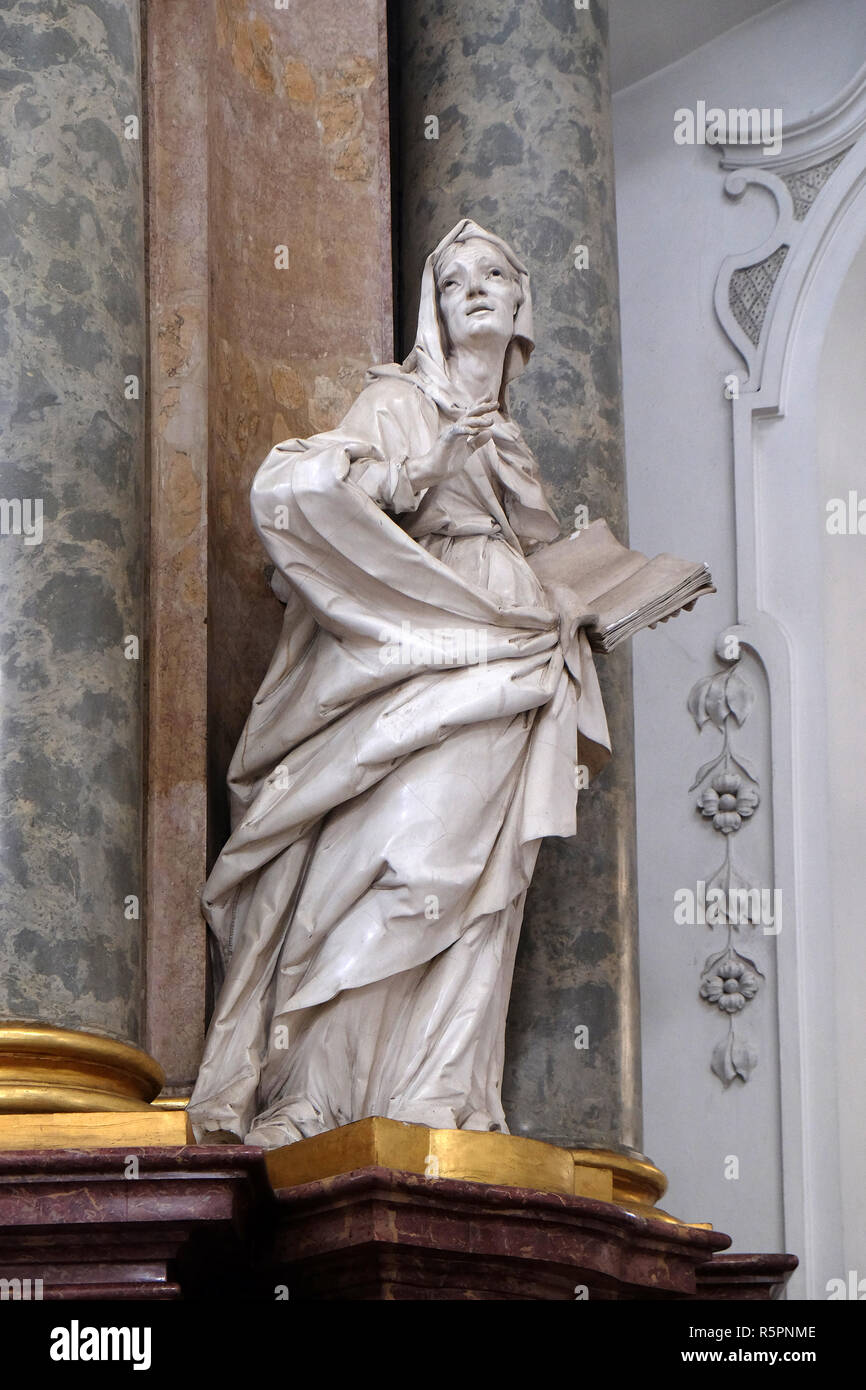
[199,1128,244,1145]
[460,1109,509,1134]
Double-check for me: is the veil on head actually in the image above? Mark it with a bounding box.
[398,218,535,411]
[362,216,562,546]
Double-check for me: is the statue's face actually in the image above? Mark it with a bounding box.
[436,239,521,353]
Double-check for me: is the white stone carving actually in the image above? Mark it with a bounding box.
[187,221,617,1148]
[688,647,763,1086]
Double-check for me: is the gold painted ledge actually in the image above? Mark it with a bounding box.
[0,1109,193,1150]
[263,1116,694,1222]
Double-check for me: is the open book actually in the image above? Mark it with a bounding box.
[527,519,716,653]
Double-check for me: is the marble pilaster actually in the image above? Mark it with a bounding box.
[206,0,393,852]
[144,0,209,1091]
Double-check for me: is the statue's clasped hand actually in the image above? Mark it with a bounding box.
[405,399,499,489]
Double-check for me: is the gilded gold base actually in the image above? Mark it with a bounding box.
[569,1146,686,1224]
[263,1117,690,1221]
[0,1109,192,1150]
[0,1022,165,1113]
[151,1095,191,1111]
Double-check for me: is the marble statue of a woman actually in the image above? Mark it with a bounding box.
[188,219,613,1148]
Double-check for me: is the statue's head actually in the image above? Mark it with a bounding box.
[406,218,535,407]
[433,236,524,357]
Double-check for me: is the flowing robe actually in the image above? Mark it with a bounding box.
[188,370,611,1146]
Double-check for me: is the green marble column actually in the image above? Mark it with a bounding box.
[393,0,642,1153]
[0,1,150,1085]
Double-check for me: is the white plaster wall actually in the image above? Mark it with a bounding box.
[612,0,866,1286]
[817,237,866,1284]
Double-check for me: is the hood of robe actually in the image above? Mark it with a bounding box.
[369,218,534,414]
[365,219,560,545]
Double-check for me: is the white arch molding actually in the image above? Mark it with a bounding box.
[712,63,866,1300]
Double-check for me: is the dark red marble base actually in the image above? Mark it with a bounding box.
[0,1148,796,1300]
[271,1166,777,1301]
[0,1146,271,1300]
[692,1252,799,1301]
